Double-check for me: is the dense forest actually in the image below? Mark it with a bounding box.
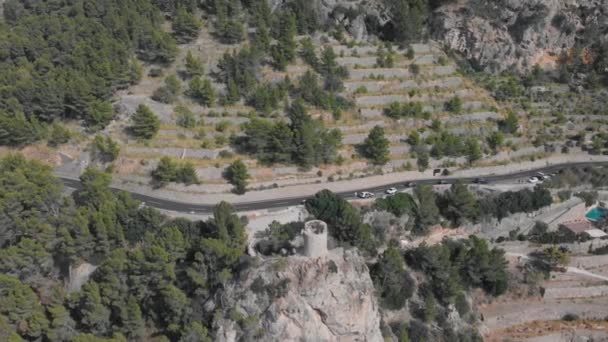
[0,154,247,341]
[0,154,511,341]
[0,0,189,145]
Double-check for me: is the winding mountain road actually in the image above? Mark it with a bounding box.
[58,161,608,213]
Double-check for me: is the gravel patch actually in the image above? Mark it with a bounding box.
[337,56,377,67]
[202,116,250,125]
[343,80,395,93]
[447,125,497,136]
[437,77,463,88]
[342,134,367,145]
[125,146,229,159]
[463,101,484,110]
[356,94,409,106]
[349,68,410,80]
[360,109,383,118]
[338,120,386,133]
[413,54,436,65]
[430,65,456,76]
[196,167,224,180]
[332,45,377,56]
[411,43,432,54]
[390,145,410,155]
[446,112,501,125]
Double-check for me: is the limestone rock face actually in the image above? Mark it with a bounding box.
[268,0,390,41]
[215,248,383,342]
[431,0,608,73]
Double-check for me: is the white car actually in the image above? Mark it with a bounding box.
[356,191,375,199]
[385,187,398,195]
[527,176,540,183]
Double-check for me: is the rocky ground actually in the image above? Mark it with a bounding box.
[432,0,608,73]
[214,247,383,342]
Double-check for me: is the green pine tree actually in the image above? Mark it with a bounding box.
[361,125,390,165]
[129,104,160,139]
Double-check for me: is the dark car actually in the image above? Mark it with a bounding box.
[473,178,488,184]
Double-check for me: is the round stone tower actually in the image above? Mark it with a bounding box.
[303,220,328,258]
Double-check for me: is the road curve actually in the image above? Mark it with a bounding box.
[59,161,608,214]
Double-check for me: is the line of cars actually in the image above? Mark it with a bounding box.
[527,172,554,184]
[355,170,558,199]
[355,177,492,199]
[355,187,397,199]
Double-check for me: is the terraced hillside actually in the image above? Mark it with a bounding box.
[49,28,584,194]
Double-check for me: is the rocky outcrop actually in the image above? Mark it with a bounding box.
[269,0,390,41]
[214,248,383,342]
[432,0,608,73]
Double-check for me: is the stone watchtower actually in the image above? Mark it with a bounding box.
[303,220,328,258]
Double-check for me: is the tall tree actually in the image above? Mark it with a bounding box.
[129,105,160,140]
[361,125,390,165]
[172,7,202,43]
[271,12,297,70]
[188,77,216,106]
[371,245,415,310]
[441,182,478,226]
[223,160,250,194]
[184,51,205,77]
[414,185,440,234]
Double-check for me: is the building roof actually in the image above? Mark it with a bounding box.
[560,220,593,234]
[585,229,608,238]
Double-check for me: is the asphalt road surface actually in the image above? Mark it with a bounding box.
[59,161,608,213]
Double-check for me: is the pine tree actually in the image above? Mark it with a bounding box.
[122,297,145,340]
[465,138,482,164]
[184,51,204,77]
[223,160,250,194]
[129,104,160,139]
[188,77,216,107]
[172,7,202,43]
[361,125,390,165]
[271,13,297,70]
[299,38,318,68]
[414,185,440,234]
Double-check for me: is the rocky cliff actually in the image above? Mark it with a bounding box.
[214,248,383,342]
[432,0,608,72]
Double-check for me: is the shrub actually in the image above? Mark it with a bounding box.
[175,105,197,128]
[92,135,120,162]
[444,96,462,114]
[48,123,71,147]
[151,157,199,187]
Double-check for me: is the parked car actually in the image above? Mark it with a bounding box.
[473,178,488,184]
[437,180,448,185]
[527,176,540,183]
[385,187,398,195]
[356,191,374,199]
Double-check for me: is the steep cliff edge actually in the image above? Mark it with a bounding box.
[214,248,383,342]
[432,0,608,72]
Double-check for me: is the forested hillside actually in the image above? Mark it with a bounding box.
[0,154,248,341]
[0,154,510,341]
[0,0,188,145]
